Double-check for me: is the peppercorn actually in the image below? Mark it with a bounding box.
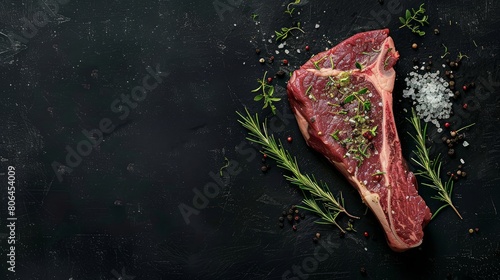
[456,170,462,176]
[283,59,288,65]
[276,70,285,78]
[461,171,467,177]
[412,43,418,49]
[470,82,475,88]
[282,211,287,216]
[449,74,455,79]
[291,205,297,210]
[287,214,293,222]
[305,45,310,51]
[288,209,294,215]
[445,70,451,76]
[267,77,273,83]
[292,225,297,231]
[294,215,300,221]
[261,165,269,172]
[448,149,455,156]
[442,136,448,143]
[458,165,463,169]
[462,85,467,91]
[315,232,321,239]
[373,174,382,181]
[287,136,293,142]
[446,139,451,144]
[448,143,454,148]
[458,134,464,140]
[434,28,440,35]
[463,103,468,109]
[468,228,474,234]
[360,267,367,276]
[444,122,450,128]
[279,222,284,228]
[449,61,456,68]
[447,171,452,176]
[255,48,261,54]
[426,66,431,71]
[363,231,369,237]
[449,81,455,87]
[412,57,419,65]
[450,131,457,137]
[474,227,479,232]
[312,237,318,243]
[259,58,265,64]
[263,154,268,159]
[278,216,284,222]
[294,209,299,214]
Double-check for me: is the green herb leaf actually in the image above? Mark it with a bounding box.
[357,88,368,95]
[405,9,411,19]
[344,95,355,104]
[399,16,406,24]
[254,94,263,101]
[355,61,362,70]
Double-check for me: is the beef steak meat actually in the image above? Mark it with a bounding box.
[287,29,431,252]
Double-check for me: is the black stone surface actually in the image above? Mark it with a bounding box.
[0,0,499,279]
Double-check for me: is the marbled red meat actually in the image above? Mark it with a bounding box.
[287,29,431,252]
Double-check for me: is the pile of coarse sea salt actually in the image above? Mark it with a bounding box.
[402,70,454,128]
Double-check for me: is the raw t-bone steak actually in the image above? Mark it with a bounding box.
[287,29,431,251]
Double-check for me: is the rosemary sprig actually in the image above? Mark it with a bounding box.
[237,108,359,231]
[407,109,462,220]
[252,71,281,114]
[399,4,429,36]
[275,22,304,41]
[284,0,301,16]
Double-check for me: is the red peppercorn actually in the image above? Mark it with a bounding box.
[364,231,369,237]
[294,215,300,221]
[463,103,468,109]
[373,174,382,181]
[462,85,467,91]
[305,45,310,51]
[263,154,267,159]
[292,225,297,231]
[267,77,273,83]
[283,59,288,65]
[444,122,450,128]
[287,136,292,142]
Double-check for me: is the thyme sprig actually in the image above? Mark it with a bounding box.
[399,4,429,36]
[407,109,462,220]
[237,108,359,231]
[275,22,304,41]
[252,71,281,114]
[284,0,301,16]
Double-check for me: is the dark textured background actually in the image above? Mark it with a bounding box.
[0,0,499,279]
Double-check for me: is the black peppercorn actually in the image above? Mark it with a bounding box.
[276,70,285,78]
[282,211,287,216]
[413,57,419,65]
[434,28,440,35]
[261,165,269,172]
[279,222,284,228]
[278,216,284,222]
[360,267,367,276]
[255,48,261,54]
[448,149,455,156]
[287,214,293,222]
[442,136,448,143]
[449,74,454,79]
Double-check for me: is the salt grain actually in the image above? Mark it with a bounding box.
[402,71,454,127]
[463,141,469,147]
